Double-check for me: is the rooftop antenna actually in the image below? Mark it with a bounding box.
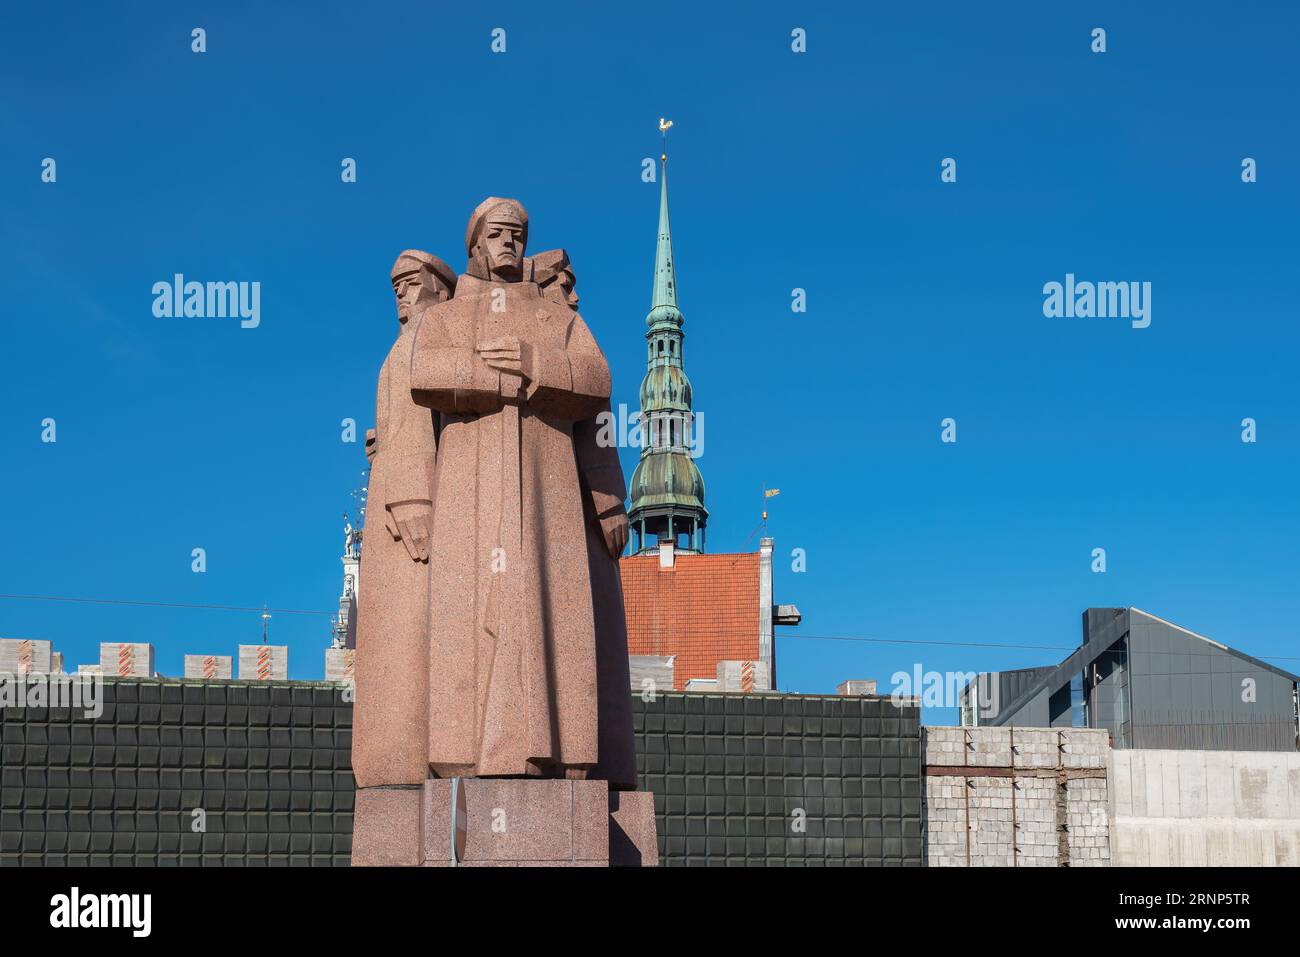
[260,604,272,644]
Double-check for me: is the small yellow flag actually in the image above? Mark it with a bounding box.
[764,488,781,498]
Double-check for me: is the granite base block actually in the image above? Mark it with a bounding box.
[355,778,657,867]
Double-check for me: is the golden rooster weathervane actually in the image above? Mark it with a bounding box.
[659,117,673,161]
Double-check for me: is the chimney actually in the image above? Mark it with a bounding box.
[658,539,675,569]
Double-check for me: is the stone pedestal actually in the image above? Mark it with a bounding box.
[352,779,657,867]
[608,790,658,867]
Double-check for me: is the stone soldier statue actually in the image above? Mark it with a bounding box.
[352,250,456,789]
[351,203,655,867]
[398,197,635,781]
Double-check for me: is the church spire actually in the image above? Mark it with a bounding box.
[651,151,678,314]
[629,121,708,555]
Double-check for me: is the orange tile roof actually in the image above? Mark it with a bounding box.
[619,550,760,690]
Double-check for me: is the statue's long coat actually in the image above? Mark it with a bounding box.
[352,322,437,788]
[574,403,637,789]
[410,274,618,778]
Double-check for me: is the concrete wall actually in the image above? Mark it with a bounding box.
[923,727,1110,867]
[1110,749,1300,866]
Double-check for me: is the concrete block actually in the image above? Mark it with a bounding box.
[836,679,878,696]
[1160,750,1181,818]
[629,655,674,694]
[1177,749,1207,818]
[1111,750,1131,817]
[238,644,288,681]
[1206,751,1235,817]
[0,638,53,674]
[716,659,770,693]
[184,655,233,680]
[99,642,154,677]
[324,648,356,683]
[1143,750,1164,817]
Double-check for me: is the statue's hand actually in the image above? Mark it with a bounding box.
[389,501,432,562]
[476,337,524,376]
[599,510,629,559]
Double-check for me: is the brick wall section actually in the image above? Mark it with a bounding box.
[620,551,760,689]
[922,726,1111,867]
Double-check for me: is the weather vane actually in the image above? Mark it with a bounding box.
[659,117,673,161]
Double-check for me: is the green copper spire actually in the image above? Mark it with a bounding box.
[629,128,708,555]
[650,154,679,315]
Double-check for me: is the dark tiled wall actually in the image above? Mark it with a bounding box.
[0,679,354,866]
[1,679,922,867]
[632,691,923,866]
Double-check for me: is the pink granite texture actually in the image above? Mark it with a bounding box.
[352,251,456,788]
[533,248,637,790]
[608,790,659,867]
[351,787,423,867]
[421,778,610,866]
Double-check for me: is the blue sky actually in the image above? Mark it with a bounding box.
[2,2,1297,721]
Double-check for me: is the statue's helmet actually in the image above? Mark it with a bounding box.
[391,249,457,296]
[529,248,571,285]
[465,197,529,256]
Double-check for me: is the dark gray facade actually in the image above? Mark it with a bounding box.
[637,691,923,866]
[0,678,922,867]
[0,679,354,866]
[961,608,1299,751]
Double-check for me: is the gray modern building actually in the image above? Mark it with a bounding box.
[960,607,1299,751]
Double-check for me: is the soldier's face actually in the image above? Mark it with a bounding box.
[558,269,578,308]
[479,218,524,278]
[392,271,423,323]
